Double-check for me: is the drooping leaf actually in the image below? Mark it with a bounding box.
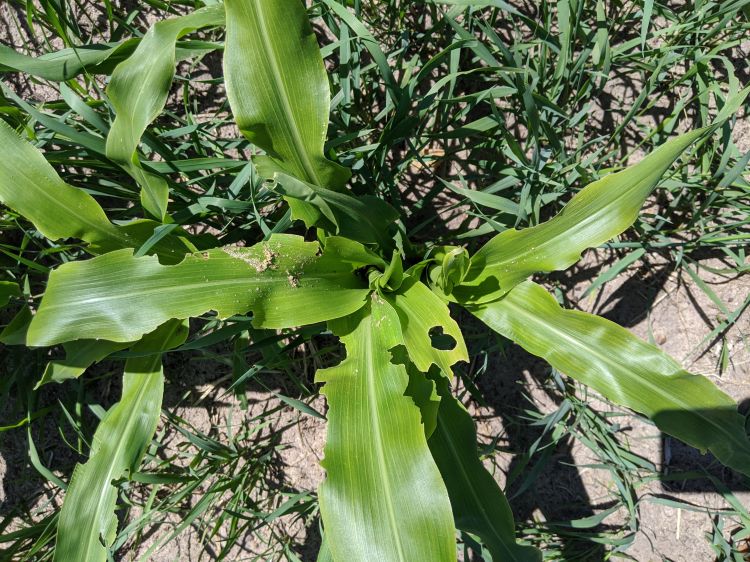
[0,40,139,80]
[454,91,750,304]
[470,281,750,476]
[428,374,542,562]
[274,172,399,247]
[38,340,132,387]
[0,119,190,261]
[105,5,225,219]
[53,320,187,562]
[0,39,220,81]
[384,276,468,376]
[317,297,456,562]
[223,0,350,190]
[28,234,369,346]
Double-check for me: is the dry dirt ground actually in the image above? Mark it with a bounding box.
[1,2,749,562]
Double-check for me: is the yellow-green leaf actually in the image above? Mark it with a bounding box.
[28,234,369,346]
[317,297,456,562]
[54,320,187,562]
[470,281,750,476]
[0,280,20,307]
[223,0,350,190]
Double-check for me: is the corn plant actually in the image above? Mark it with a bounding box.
[1,1,749,561]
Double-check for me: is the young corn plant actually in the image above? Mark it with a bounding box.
[1,1,749,560]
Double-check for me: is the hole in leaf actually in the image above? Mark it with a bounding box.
[388,344,410,367]
[429,326,456,351]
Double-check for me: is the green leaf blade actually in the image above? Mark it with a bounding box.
[274,172,399,247]
[223,0,350,189]
[28,234,369,346]
[385,277,468,376]
[0,281,21,307]
[317,298,456,562]
[38,340,131,387]
[0,40,139,81]
[54,320,187,562]
[429,375,541,562]
[0,120,188,260]
[455,128,707,303]
[470,281,750,476]
[105,5,225,219]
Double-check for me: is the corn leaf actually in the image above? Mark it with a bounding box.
[54,319,188,562]
[403,361,442,439]
[384,276,468,376]
[469,281,750,476]
[0,40,138,80]
[27,234,369,346]
[106,5,225,219]
[322,236,387,269]
[223,0,350,190]
[38,340,132,387]
[317,297,456,562]
[428,374,542,562]
[317,537,334,562]
[274,172,399,247]
[0,119,189,261]
[0,305,31,345]
[0,39,219,81]
[453,128,706,303]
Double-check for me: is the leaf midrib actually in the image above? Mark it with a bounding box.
[470,133,702,287]
[363,318,407,562]
[40,271,358,311]
[481,170,654,275]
